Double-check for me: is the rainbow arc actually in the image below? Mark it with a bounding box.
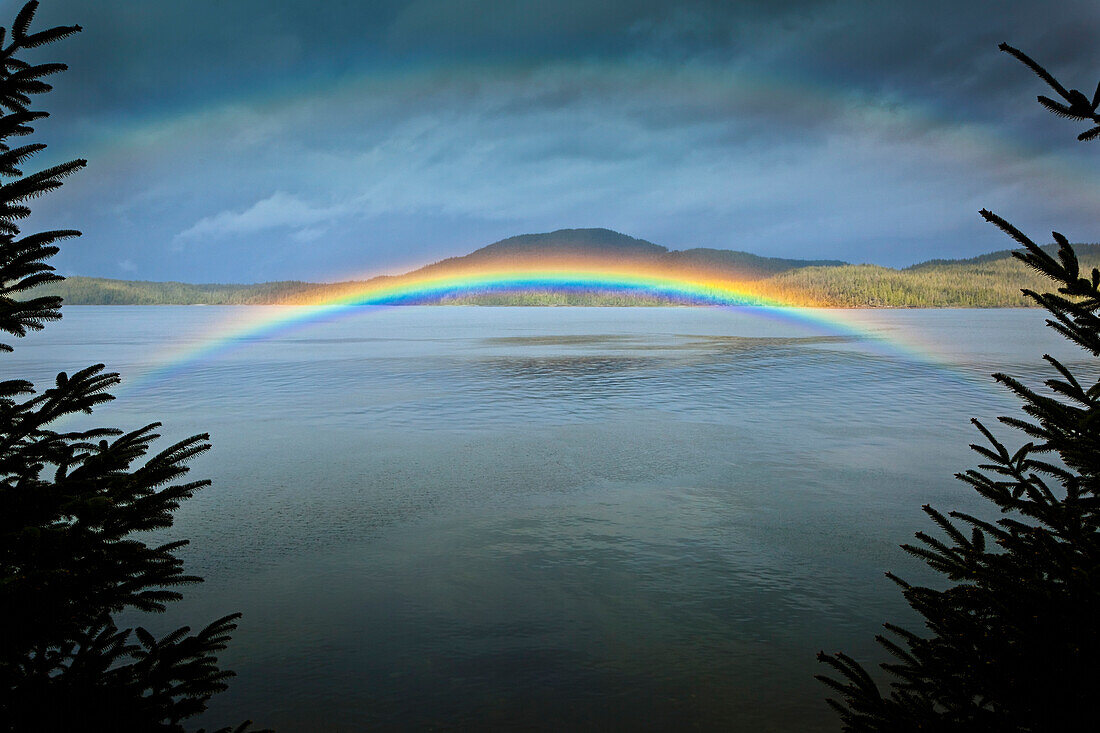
[119,262,982,395]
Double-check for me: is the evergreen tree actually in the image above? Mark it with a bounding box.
[817,45,1100,732]
[0,3,265,731]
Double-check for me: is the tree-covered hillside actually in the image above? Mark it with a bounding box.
[34,277,318,304]
[32,234,1100,307]
[764,243,1100,307]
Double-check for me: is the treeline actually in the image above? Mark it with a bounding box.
[436,290,685,306]
[35,244,1100,307]
[31,276,319,304]
[761,245,1100,306]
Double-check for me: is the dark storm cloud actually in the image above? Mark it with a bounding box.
[25,0,1100,117]
[8,0,1100,280]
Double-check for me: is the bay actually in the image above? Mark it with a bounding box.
[5,306,1079,731]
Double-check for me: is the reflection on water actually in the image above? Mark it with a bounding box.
[6,306,1079,731]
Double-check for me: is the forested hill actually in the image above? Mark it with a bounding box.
[416,228,847,279]
[761,243,1100,307]
[33,229,1100,307]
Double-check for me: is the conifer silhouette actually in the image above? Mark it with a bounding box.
[0,3,266,730]
[817,45,1100,732]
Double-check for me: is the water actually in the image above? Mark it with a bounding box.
[5,306,1084,731]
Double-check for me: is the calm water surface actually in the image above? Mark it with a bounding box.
[7,306,1079,731]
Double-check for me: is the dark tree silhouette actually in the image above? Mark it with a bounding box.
[817,45,1100,732]
[0,3,265,731]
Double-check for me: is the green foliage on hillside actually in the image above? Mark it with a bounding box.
[763,245,1100,307]
[30,276,316,304]
[36,244,1100,307]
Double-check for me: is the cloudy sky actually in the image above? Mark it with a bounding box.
[12,0,1100,282]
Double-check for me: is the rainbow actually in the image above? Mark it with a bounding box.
[124,263,985,394]
[293,264,794,307]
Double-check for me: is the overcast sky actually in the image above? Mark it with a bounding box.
[11,0,1100,282]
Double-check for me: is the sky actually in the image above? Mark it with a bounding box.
[10,0,1100,282]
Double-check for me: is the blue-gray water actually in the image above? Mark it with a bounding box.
[7,306,1078,731]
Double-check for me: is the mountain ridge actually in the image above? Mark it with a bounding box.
[396,228,848,281]
[32,228,1100,307]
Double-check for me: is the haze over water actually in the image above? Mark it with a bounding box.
[9,306,1078,731]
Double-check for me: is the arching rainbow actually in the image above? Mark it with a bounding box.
[124,263,986,393]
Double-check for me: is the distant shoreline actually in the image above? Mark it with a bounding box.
[34,237,1100,308]
[56,302,1039,309]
